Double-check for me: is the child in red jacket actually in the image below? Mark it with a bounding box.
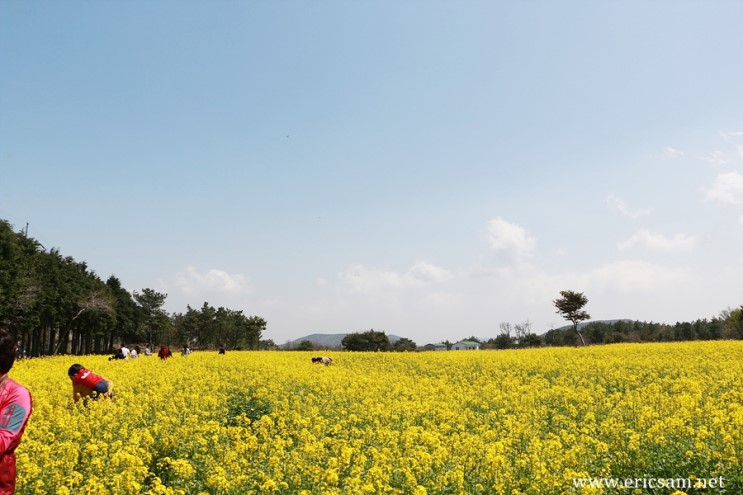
[68,364,114,403]
[0,328,32,494]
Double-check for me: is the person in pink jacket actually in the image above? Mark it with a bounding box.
[0,328,32,494]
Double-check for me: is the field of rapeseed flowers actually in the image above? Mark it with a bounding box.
[10,341,743,494]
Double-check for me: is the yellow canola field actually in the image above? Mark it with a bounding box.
[10,341,743,495]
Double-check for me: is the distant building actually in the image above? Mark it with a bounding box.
[451,340,480,350]
[422,343,447,351]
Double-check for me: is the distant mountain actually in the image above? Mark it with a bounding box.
[281,333,403,349]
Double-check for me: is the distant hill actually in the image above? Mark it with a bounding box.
[281,333,403,349]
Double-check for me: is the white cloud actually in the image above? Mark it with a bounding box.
[618,229,698,253]
[336,265,406,293]
[705,171,743,205]
[486,217,535,261]
[407,260,453,283]
[417,291,463,309]
[606,194,652,218]
[700,151,732,167]
[662,147,682,159]
[174,266,254,296]
[335,260,452,293]
[720,130,743,140]
[588,260,689,293]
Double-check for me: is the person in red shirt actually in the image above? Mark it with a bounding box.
[0,328,32,494]
[157,345,172,360]
[68,364,114,403]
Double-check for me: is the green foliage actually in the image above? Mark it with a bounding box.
[521,333,542,348]
[225,389,272,427]
[0,220,118,355]
[493,334,513,349]
[391,337,417,352]
[342,329,391,351]
[721,306,743,339]
[0,218,267,356]
[133,288,169,346]
[173,303,265,350]
[544,318,732,346]
[295,340,315,351]
[106,276,140,344]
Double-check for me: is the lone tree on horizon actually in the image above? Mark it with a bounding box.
[553,290,591,346]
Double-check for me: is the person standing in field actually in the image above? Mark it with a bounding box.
[68,364,114,403]
[158,345,172,360]
[0,327,33,494]
[13,341,23,361]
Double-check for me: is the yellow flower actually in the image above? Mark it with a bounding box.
[9,343,743,495]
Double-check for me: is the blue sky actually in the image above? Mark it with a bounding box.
[2,1,743,345]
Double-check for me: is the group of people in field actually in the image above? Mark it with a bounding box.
[108,343,199,361]
[107,344,209,361]
[0,337,197,492]
[0,336,334,494]
[0,336,121,493]
[72,345,176,404]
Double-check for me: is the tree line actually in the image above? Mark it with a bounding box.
[543,290,743,346]
[4,219,740,356]
[0,220,266,356]
[480,290,743,349]
[472,317,741,349]
[337,291,743,352]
